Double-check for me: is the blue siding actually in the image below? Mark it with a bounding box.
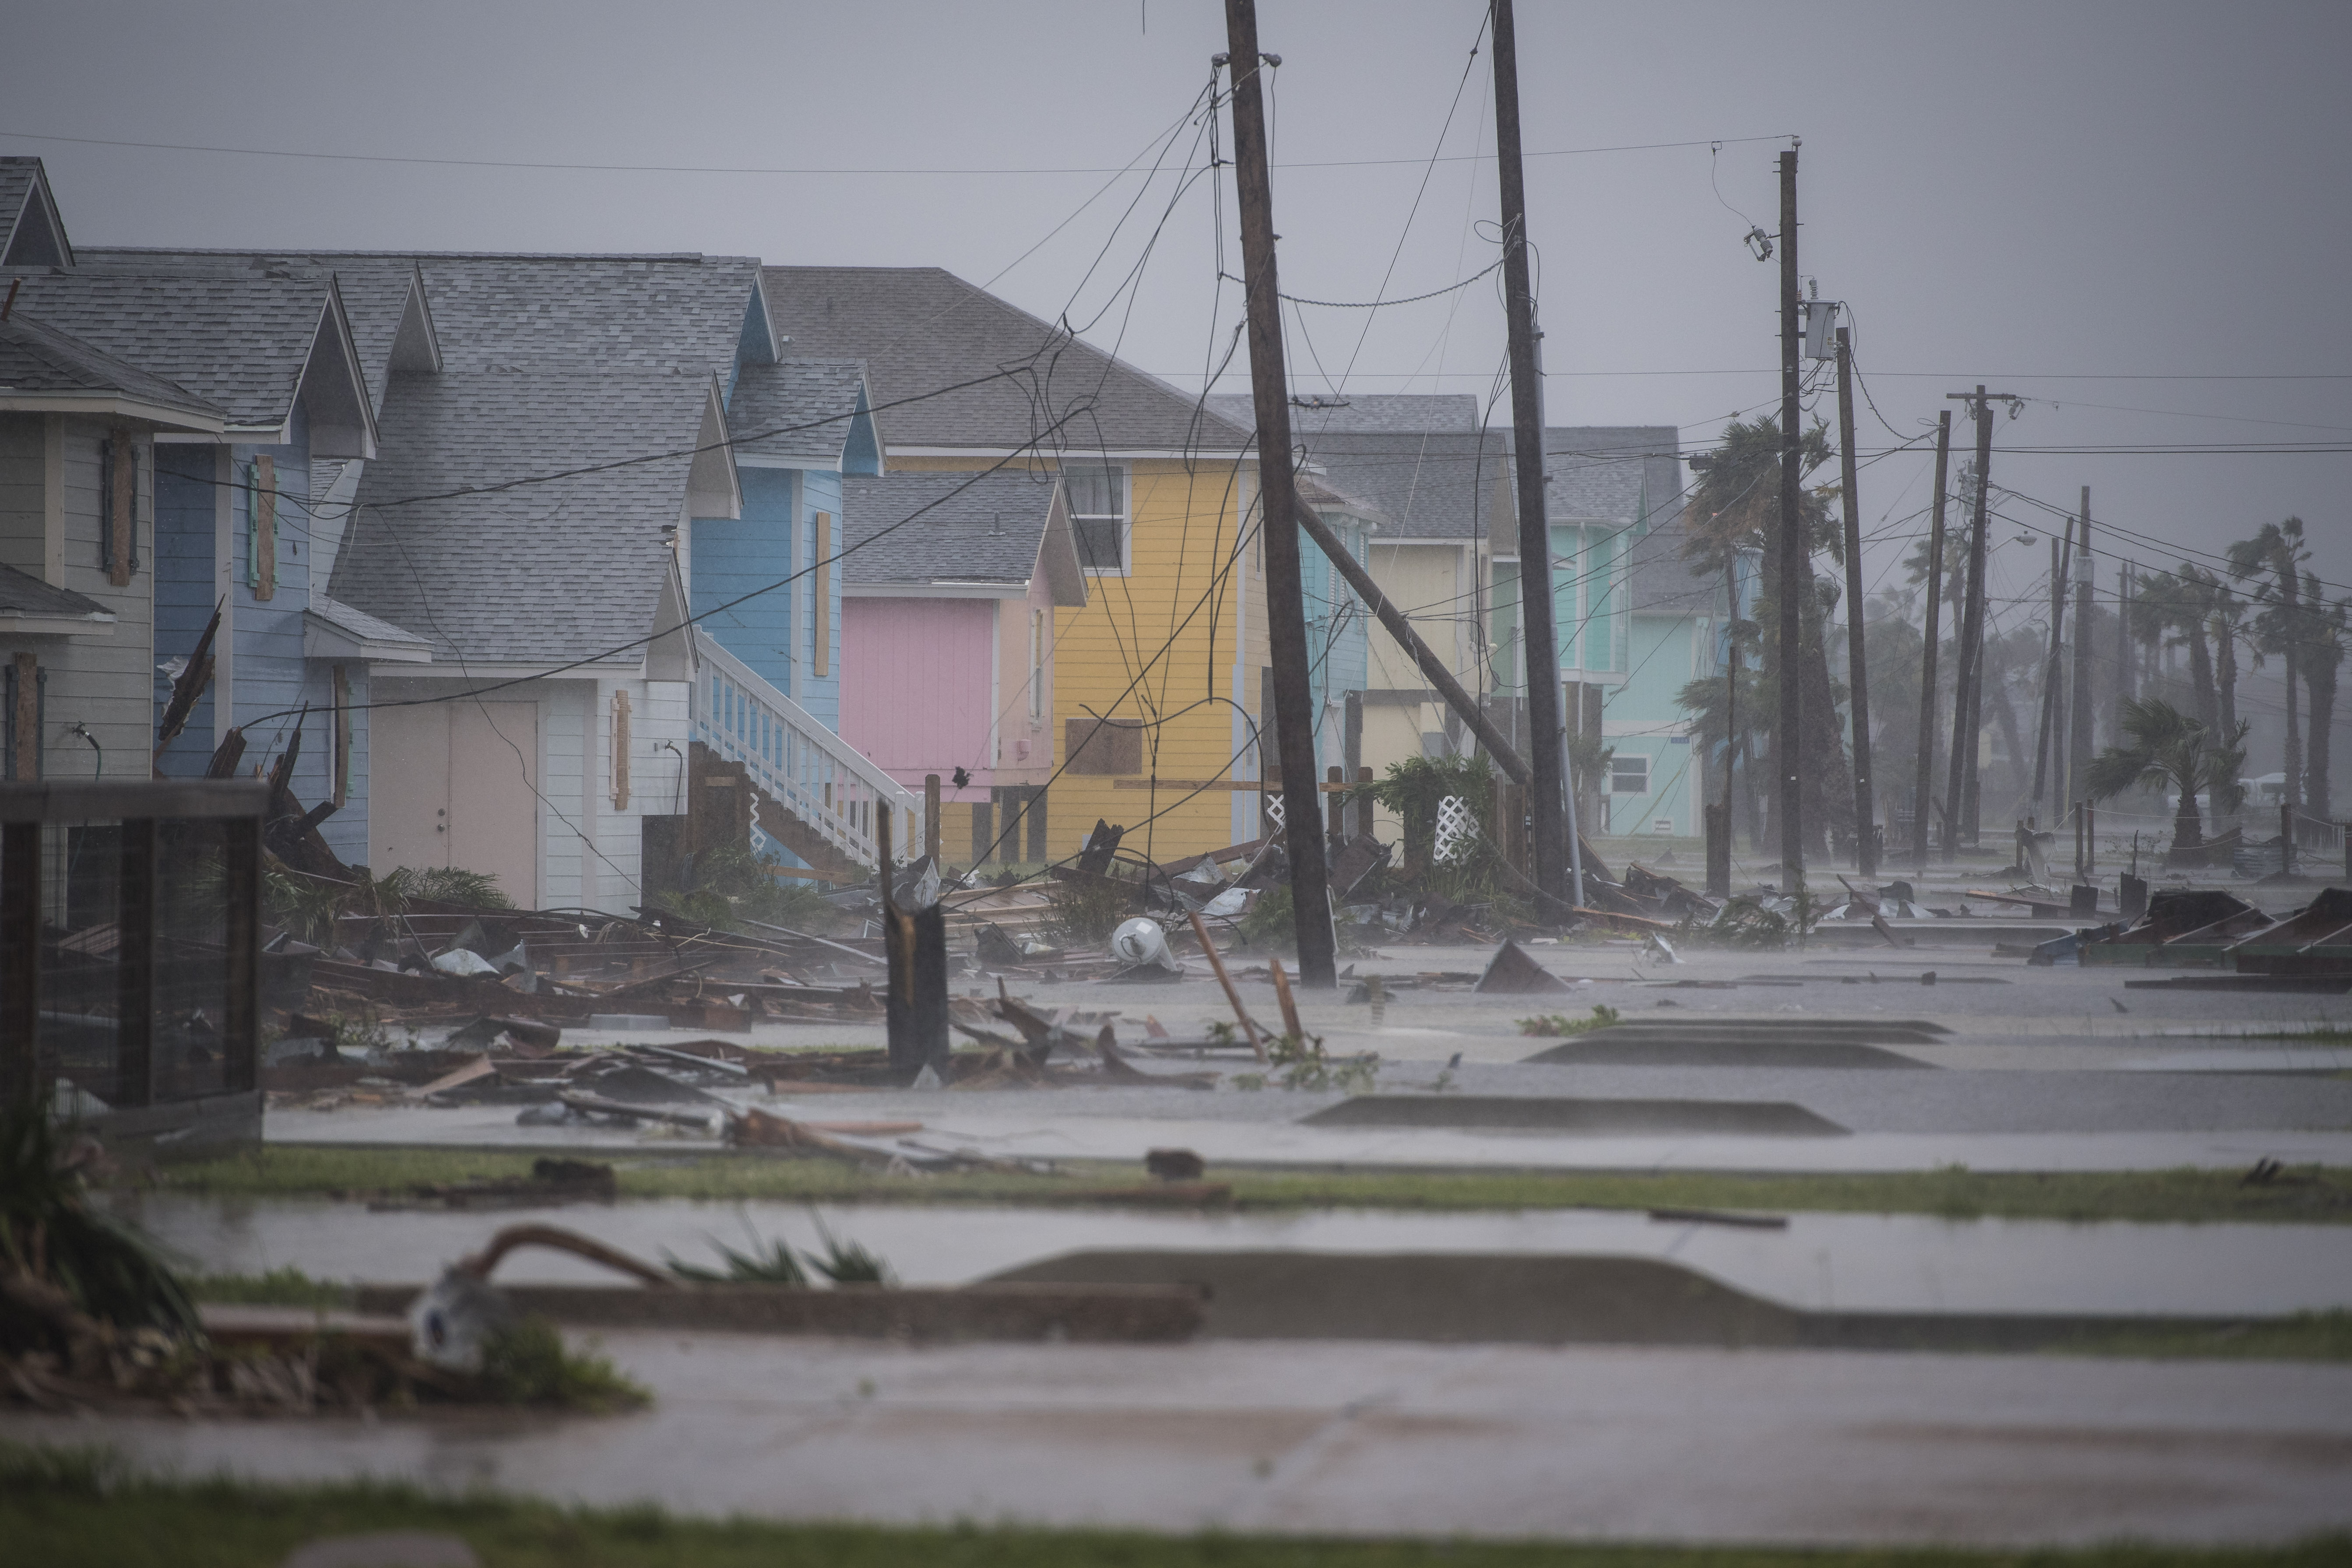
[1304,514,1371,772]
[799,468,842,731]
[694,466,798,697]
[152,445,219,775]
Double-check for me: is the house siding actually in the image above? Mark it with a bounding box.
[840,594,997,789]
[0,415,157,780]
[889,454,1261,861]
[694,465,797,699]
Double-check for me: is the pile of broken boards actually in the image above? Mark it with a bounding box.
[2065,886,2352,987]
[274,897,902,1035]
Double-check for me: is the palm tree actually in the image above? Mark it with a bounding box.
[1682,415,1850,857]
[2131,567,2218,731]
[2299,575,2345,819]
[2086,697,2247,851]
[2228,518,2310,808]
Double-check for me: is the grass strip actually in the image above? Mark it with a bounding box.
[144,1147,2352,1225]
[2,1444,2347,1568]
[2062,1310,2352,1363]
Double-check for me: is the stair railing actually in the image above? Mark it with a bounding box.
[687,634,921,869]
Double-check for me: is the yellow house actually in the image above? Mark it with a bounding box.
[763,267,1268,863]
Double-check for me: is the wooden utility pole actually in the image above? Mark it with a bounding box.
[2067,487,2095,803]
[1943,386,2012,849]
[1490,0,1572,909]
[1834,323,1876,875]
[1913,410,1951,866]
[2115,558,2134,742]
[1220,0,1336,986]
[2029,516,2073,807]
[1775,148,1805,886]
[1711,560,1740,897]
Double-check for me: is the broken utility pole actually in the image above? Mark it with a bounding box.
[1491,0,1574,911]
[1221,0,1337,987]
[1834,323,1876,876]
[1912,409,1951,867]
[1944,385,2013,851]
[1775,147,1805,887]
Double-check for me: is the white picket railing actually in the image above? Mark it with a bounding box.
[688,633,921,869]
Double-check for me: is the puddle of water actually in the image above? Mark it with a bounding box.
[109,1193,2352,1318]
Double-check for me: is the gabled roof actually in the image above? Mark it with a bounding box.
[0,562,110,630]
[0,157,73,273]
[763,266,1252,455]
[1273,393,1480,435]
[77,250,443,417]
[0,313,225,430]
[1208,391,1505,540]
[11,263,378,453]
[840,471,1086,606]
[332,366,731,665]
[1542,425,1711,619]
[728,357,874,467]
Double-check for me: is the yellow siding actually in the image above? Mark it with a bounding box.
[888,456,1264,859]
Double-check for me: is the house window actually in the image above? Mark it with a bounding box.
[1610,753,1650,795]
[1029,609,1045,720]
[1065,462,1128,574]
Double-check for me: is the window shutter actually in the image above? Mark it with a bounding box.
[331,665,352,808]
[812,510,831,678]
[248,456,277,601]
[609,689,632,811]
[100,429,137,585]
[7,654,41,780]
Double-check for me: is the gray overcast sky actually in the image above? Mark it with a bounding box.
[11,0,2351,627]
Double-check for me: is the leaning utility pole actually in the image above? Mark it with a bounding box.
[1944,386,2011,849]
[2114,558,2134,742]
[1834,323,1875,875]
[1775,147,1805,886]
[1491,0,1573,910]
[1220,0,1335,986]
[1912,410,1951,866]
[2067,488,2095,800]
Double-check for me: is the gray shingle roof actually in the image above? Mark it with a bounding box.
[0,313,221,420]
[0,562,108,620]
[1543,425,1711,619]
[728,358,868,464]
[1306,430,1510,540]
[308,594,430,650]
[78,251,427,415]
[0,157,72,271]
[332,367,715,664]
[1209,391,1478,436]
[73,250,759,411]
[839,471,1062,587]
[8,266,333,428]
[763,267,1250,454]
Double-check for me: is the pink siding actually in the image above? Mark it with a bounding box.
[840,597,999,789]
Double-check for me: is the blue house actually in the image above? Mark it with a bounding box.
[14,222,416,865]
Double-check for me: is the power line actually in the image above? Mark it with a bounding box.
[1,127,1796,179]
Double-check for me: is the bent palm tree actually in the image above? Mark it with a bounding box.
[2085,697,2246,851]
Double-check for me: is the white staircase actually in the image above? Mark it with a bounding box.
[688,633,921,869]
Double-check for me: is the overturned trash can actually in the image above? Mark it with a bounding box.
[1,778,264,1155]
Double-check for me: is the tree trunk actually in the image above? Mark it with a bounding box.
[2185,622,2217,733]
[2213,623,2238,747]
[2173,781,2204,849]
